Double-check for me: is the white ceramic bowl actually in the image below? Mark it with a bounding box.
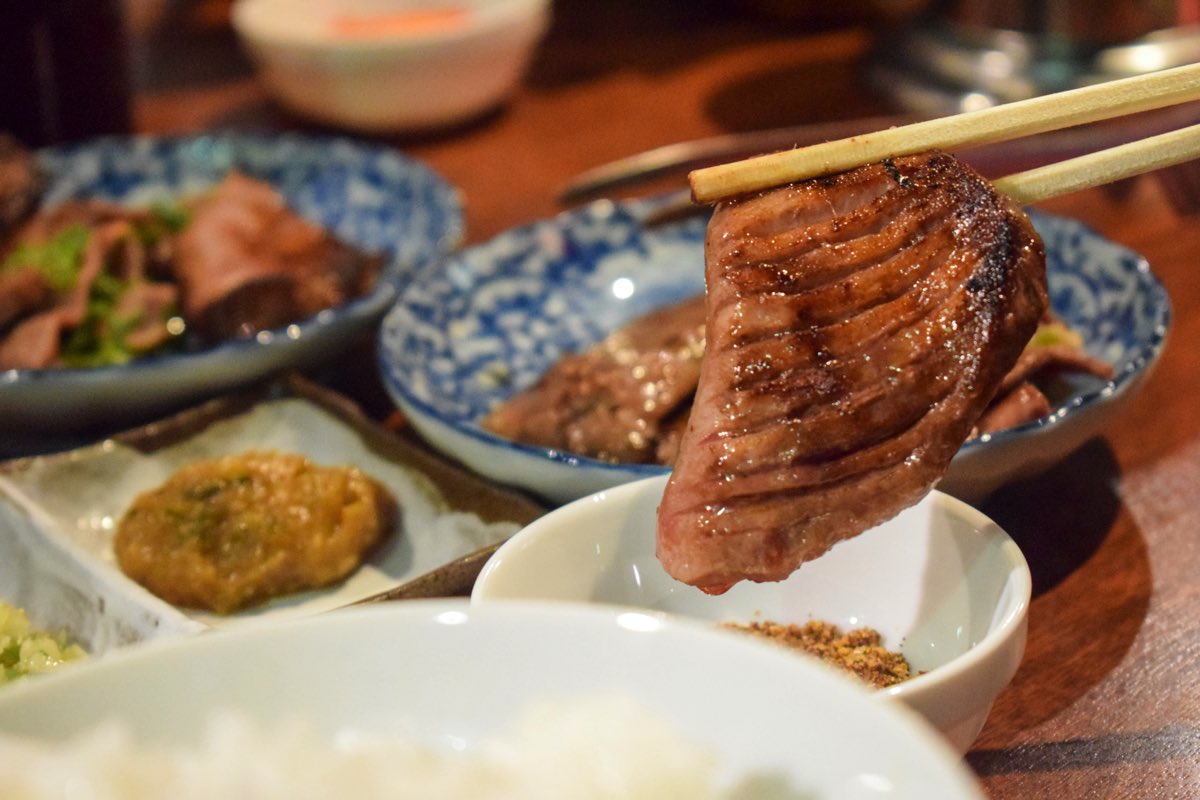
[232,0,552,133]
[472,476,1031,753]
[0,600,983,798]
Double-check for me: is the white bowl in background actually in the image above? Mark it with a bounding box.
[472,476,1031,753]
[0,600,984,799]
[232,0,552,133]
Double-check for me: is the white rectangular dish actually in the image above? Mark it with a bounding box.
[0,377,545,650]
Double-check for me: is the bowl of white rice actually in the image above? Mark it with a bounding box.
[0,600,982,799]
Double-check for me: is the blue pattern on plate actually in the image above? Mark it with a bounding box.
[378,198,1170,498]
[962,209,1170,452]
[35,131,462,282]
[1,131,463,435]
[382,198,707,425]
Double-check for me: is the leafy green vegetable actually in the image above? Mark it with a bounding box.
[60,272,124,366]
[1,224,90,291]
[59,273,182,368]
[2,215,190,367]
[3,199,194,369]
[151,201,191,233]
[1029,321,1085,351]
[133,201,192,247]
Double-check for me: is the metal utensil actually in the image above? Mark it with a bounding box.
[558,115,915,205]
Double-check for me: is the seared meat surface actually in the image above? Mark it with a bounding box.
[0,167,385,369]
[0,150,388,371]
[175,172,384,341]
[0,204,182,370]
[482,296,706,464]
[657,152,1048,594]
[0,134,42,243]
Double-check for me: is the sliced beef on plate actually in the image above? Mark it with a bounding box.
[173,172,384,341]
[482,294,706,464]
[972,329,1115,436]
[657,152,1048,594]
[996,340,1115,397]
[0,267,55,331]
[0,217,120,369]
[0,134,42,244]
[0,218,181,369]
[973,381,1052,434]
[115,280,181,353]
[0,311,61,369]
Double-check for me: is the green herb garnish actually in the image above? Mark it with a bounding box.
[1029,321,1085,351]
[132,201,192,247]
[2,224,90,291]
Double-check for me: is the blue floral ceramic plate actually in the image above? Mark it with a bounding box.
[0,131,463,439]
[379,198,1169,505]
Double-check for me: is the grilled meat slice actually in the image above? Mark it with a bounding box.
[0,267,55,331]
[657,152,1048,594]
[173,172,384,341]
[483,295,706,464]
[0,134,42,246]
[0,218,182,370]
[973,381,1051,434]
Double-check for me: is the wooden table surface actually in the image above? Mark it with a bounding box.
[123,2,1200,796]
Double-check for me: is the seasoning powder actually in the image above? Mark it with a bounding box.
[722,619,912,689]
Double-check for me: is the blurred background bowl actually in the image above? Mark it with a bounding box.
[231,0,551,133]
[0,131,463,445]
[472,476,1032,753]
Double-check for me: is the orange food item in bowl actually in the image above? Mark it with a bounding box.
[330,7,469,38]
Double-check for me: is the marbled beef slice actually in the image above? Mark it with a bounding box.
[657,152,1048,594]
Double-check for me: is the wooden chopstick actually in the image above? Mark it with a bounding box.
[689,62,1200,204]
[993,122,1200,204]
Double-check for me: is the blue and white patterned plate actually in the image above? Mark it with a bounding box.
[0,131,463,437]
[379,198,1169,505]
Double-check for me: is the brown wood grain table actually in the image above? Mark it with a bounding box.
[126,2,1200,797]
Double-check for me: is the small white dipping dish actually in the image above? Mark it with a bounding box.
[472,476,1032,753]
[231,0,551,133]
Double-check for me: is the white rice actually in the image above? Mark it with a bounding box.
[0,694,724,800]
